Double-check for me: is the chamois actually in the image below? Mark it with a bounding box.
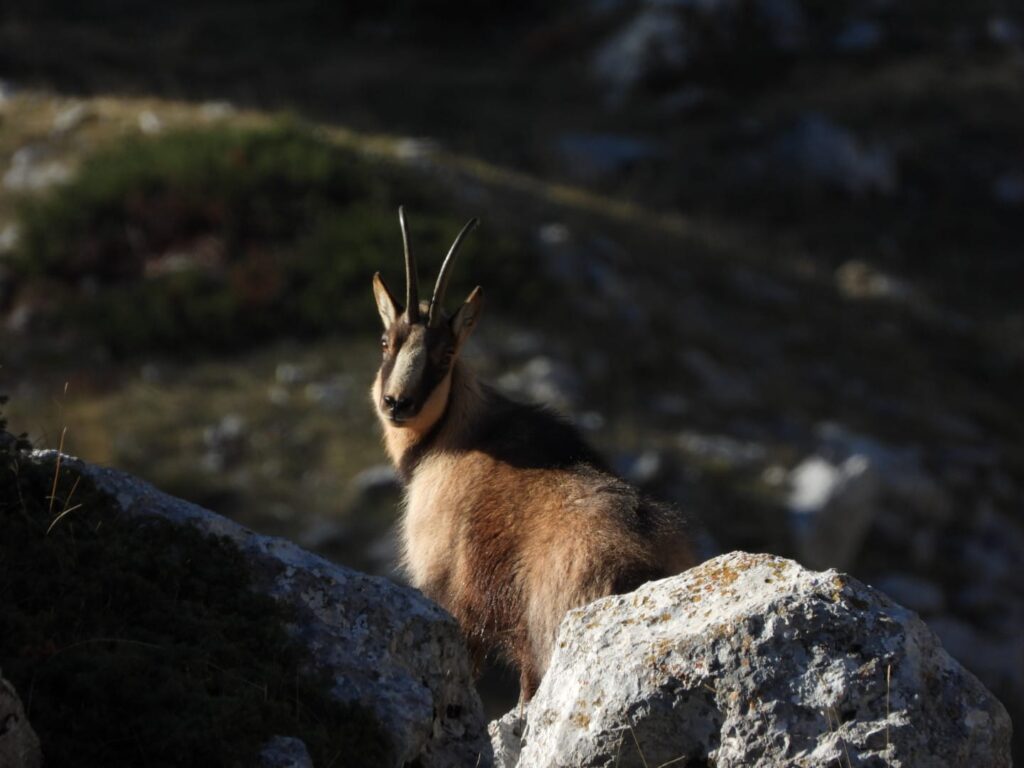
[371,208,697,699]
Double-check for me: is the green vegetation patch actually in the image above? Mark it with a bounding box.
[14,121,538,356]
[0,407,392,767]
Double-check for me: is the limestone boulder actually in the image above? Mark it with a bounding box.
[495,552,1011,768]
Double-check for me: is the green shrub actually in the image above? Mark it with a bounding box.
[15,122,543,356]
[0,433,392,767]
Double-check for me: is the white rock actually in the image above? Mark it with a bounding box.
[3,146,71,192]
[199,101,235,121]
[138,110,162,134]
[0,223,19,254]
[788,454,879,569]
[591,8,688,106]
[497,552,1011,768]
[678,430,766,469]
[52,101,92,134]
[773,113,897,196]
[788,423,952,569]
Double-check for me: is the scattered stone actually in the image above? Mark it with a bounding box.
[787,422,956,570]
[678,430,767,470]
[3,146,71,192]
[590,0,805,105]
[259,736,313,768]
[835,259,915,303]
[394,138,441,163]
[615,449,664,485]
[199,101,235,121]
[0,79,15,105]
[771,113,897,196]
[498,552,1012,768]
[275,363,306,385]
[497,356,581,411]
[51,101,92,134]
[761,463,787,486]
[537,223,569,247]
[267,384,290,406]
[0,223,18,255]
[788,454,879,569]
[496,328,546,358]
[0,675,41,768]
[816,423,951,522]
[591,8,687,107]
[201,414,247,472]
[489,712,525,768]
[138,110,162,134]
[575,411,606,432]
[303,376,351,410]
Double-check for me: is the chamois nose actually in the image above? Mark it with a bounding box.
[382,394,413,419]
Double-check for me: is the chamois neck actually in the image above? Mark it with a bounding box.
[381,361,483,479]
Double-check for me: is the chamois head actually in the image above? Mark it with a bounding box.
[372,207,483,426]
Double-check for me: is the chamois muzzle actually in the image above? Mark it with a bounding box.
[382,394,414,421]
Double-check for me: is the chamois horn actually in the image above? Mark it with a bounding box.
[398,206,420,322]
[428,217,479,327]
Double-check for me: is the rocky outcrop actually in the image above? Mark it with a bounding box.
[492,552,1012,768]
[27,450,492,768]
[0,675,41,768]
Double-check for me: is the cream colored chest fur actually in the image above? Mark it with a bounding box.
[400,452,471,589]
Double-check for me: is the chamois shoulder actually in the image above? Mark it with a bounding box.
[458,384,610,473]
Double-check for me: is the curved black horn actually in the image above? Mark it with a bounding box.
[428,217,479,327]
[398,206,420,322]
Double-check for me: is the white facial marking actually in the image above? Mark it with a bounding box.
[388,327,427,397]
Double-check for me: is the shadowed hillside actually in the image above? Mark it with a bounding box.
[1,0,1022,757]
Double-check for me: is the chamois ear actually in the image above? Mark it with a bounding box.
[372,272,401,328]
[451,286,483,349]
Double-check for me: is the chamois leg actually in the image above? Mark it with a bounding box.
[518,656,542,703]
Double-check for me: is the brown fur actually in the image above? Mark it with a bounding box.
[374,359,698,699]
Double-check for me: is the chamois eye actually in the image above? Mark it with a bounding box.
[381,335,389,352]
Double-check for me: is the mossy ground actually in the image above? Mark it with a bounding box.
[0,408,392,768]
[10,120,541,356]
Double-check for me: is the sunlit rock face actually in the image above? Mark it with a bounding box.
[492,552,1011,768]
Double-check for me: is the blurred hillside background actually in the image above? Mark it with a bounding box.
[1,0,1022,754]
